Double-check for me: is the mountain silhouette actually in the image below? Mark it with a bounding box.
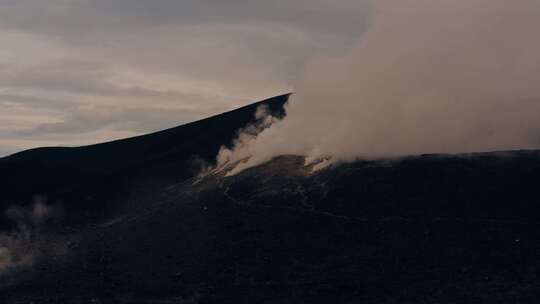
[2,94,540,303]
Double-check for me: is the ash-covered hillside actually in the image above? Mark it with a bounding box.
[2,94,540,303]
[0,94,289,230]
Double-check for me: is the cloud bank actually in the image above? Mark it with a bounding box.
[218,0,540,173]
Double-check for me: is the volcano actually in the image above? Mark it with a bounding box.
[2,94,540,303]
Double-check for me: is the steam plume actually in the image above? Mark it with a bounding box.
[219,0,540,174]
[0,197,59,278]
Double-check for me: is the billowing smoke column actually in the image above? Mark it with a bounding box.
[218,0,540,174]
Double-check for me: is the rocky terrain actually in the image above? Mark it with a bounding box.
[2,94,540,303]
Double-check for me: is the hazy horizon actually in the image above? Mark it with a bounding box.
[0,0,371,156]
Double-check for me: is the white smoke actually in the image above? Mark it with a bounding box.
[216,104,283,174]
[0,197,59,276]
[219,0,540,174]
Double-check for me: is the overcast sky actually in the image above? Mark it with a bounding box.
[0,0,372,156]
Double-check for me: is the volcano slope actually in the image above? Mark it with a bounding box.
[3,95,540,303]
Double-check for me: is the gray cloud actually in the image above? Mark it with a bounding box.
[0,0,372,84]
[0,0,371,39]
[0,60,232,146]
[17,105,230,137]
[0,93,72,108]
[0,60,196,99]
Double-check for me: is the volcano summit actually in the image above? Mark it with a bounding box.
[2,94,540,303]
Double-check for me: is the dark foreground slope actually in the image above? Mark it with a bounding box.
[3,96,540,303]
